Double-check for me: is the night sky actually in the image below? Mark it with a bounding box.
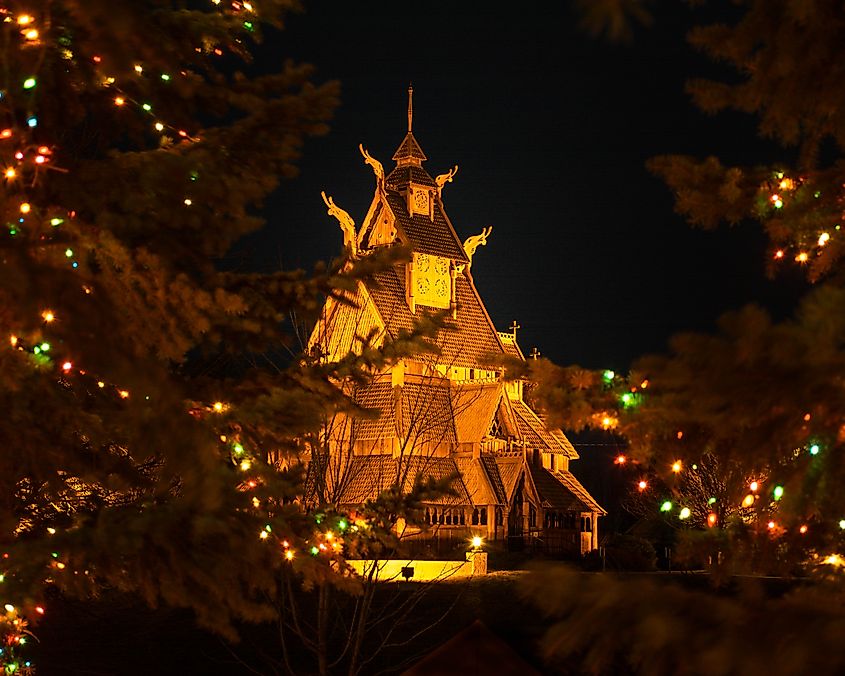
[243,1,807,371]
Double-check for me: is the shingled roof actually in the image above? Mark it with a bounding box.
[352,379,457,449]
[366,265,504,368]
[383,190,468,261]
[510,399,577,457]
[392,131,427,165]
[334,454,471,506]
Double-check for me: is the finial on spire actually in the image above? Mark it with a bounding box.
[407,84,414,132]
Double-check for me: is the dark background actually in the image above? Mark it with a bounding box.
[239,0,807,372]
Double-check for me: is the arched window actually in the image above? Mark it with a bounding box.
[529,505,537,528]
[445,510,452,525]
[459,510,466,526]
[439,510,445,525]
[472,508,479,525]
[425,507,431,525]
[495,507,503,526]
[432,508,438,524]
[480,508,488,525]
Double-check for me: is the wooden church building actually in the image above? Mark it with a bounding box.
[309,91,604,555]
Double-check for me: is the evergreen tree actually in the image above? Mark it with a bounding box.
[0,0,391,669]
[522,3,845,670]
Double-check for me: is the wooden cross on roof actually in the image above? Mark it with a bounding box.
[530,347,541,360]
[509,320,521,339]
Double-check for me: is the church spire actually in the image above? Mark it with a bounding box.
[392,86,427,167]
[407,84,413,132]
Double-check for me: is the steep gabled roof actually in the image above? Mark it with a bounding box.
[549,468,606,515]
[479,454,508,505]
[335,455,471,506]
[392,131,427,165]
[498,332,525,361]
[352,378,457,449]
[510,399,577,457]
[453,383,504,444]
[365,265,504,368]
[383,190,468,261]
[454,457,498,506]
[493,456,524,505]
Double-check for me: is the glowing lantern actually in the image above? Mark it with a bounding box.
[471,536,483,549]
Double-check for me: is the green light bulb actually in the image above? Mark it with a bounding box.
[50,218,63,226]
[310,546,319,556]
[39,342,50,352]
[773,485,784,500]
[603,369,615,382]
[161,73,171,81]
[809,443,820,455]
[23,77,36,89]
[232,443,244,455]
[338,519,348,531]
[708,497,716,505]
[142,103,152,112]
[660,501,672,513]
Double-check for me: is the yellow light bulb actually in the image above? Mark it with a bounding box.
[742,494,754,508]
[114,96,125,106]
[154,122,164,131]
[819,232,830,246]
[5,167,16,179]
[285,550,294,561]
[41,310,55,322]
[20,202,31,214]
[796,252,809,263]
[24,29,38,40]
[17,15,32,26]
[240,459,251,471]
[212,401,225,412]
[671,461,682,473]
[118,390,129,399]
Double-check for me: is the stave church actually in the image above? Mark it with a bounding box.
[308,90,604,556]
